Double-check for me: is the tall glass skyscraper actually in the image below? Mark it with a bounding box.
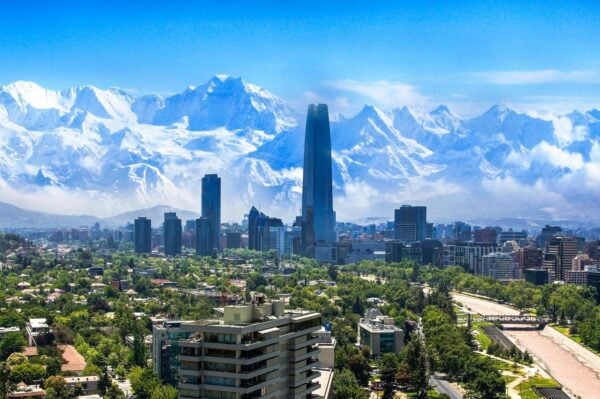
[163,212,182,256]
[394,205,427,243]
[201,174,221,251]
[134,217,151,254]
[301,104,336,248]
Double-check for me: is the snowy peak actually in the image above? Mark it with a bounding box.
[132,75,297,133]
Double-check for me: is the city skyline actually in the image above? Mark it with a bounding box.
[0,2,598,227]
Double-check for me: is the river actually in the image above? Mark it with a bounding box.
[453,292,600,399]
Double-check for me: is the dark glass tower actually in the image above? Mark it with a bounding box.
[201,174,221,252]
[195,217,213,256]
[301,104,335,248]
[163,212,182,256]
[394,205,427,243]
[134,217,151,254]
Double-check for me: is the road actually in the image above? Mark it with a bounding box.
[453,292,600,399]
[429,375,463,399]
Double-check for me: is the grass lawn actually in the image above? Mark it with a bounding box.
[515,375,561,399]
[472,321,493,350]
[551,324,599,355]
[406,389,441,398]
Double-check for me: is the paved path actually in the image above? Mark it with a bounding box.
[453,292,600,399]
[430,375,463,399]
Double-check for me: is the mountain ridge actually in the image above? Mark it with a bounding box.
[0,76,599,224]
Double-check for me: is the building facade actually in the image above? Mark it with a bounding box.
[301,104,336,256]
[177,301,322,399]
[394,205,427,243]
[134,217,152,254]
[164,212,182,256]
[201,174,221,252]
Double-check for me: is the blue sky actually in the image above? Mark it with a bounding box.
[0,0,599,116]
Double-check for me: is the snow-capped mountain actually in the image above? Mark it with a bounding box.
[0,75,599,225]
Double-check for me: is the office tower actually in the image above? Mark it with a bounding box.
[225,232,242,249]
[134,217,152,253]
[301,104,336,254]
[453,221,472,241]
[473,227,498,244]
[201,174,221,252]
[164,212,182,256]
[195,218,213,256]
[394,205,427,243]
[538,225,562,247]
[247,206,283,252]
[522,246,543,270]
[480,252,517,280]
[544,236,578,281]
[498,230,527,244]
[177,301,322,399]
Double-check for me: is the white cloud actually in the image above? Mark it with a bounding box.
[326,79,429,109]
[471,69,600,85]
[506,141,585,170]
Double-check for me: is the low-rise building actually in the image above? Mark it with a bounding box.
[64,376,99,395]
[26,318,50,346]
[358,310,404,356]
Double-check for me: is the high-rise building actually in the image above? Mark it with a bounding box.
[134,217,152,254]
[153,320,193,385]
[164,212,182,256]
[201,174,221,252]
[301,104,336,255]
[544,236,578,281]
[247,206,283,252]
[394,205,427,243]
[473,227,497,244]
[538,225,562,248]
[480,252,517,280]
[177,301,322,399]
[195,217,213,256]
[225,232,242,249]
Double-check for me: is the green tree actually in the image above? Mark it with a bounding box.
[0,333,27,361]
[105,383,126,399]
[380,353,398,399]
[332,369,367,399]
[150,384,178,399]
[404,334,429,398]
[129,367,160,399]
[44,376,69,399]
[9,362,46,384]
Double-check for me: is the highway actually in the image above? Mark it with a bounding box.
[453,292,600,399]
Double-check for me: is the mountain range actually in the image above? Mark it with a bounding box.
[0,75,599,227]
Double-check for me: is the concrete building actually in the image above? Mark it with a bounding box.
[177,300,322,399]
[544,236,578,281]
[480,252,517,280]
[152,320,193,385]
[358,310,404,356]
[64,377,99,395]
[26,318,50,346]
[473,227,497,244]
[443,241,499,273]
[394,205,427,244]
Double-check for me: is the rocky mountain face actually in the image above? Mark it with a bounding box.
[0,75,598,225]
